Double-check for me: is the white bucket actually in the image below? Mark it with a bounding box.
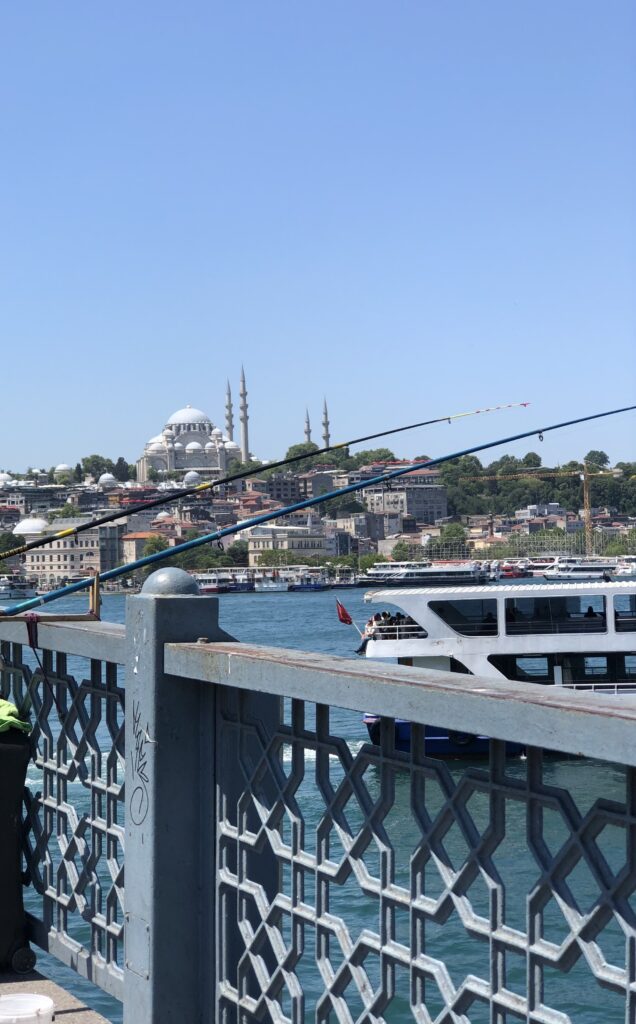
[0,993,55,1023]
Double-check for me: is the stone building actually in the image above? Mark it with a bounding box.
[136,406,243,484]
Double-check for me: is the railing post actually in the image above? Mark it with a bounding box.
[123,568,235,1024]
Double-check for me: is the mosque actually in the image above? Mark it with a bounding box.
[136,369,331,484]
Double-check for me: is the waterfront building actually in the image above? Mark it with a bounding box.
[246,523,327,566]
[15,516,126,584]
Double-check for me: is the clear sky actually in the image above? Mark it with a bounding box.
[1,2,634,473]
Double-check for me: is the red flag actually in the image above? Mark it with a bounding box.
[336,600,353,625]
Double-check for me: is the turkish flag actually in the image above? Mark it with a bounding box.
[336,600,353,625]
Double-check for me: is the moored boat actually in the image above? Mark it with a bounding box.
[361,579,636,756]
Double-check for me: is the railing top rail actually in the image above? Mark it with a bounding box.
[166,640,636,766]
[0,617,125,663]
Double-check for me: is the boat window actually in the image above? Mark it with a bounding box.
[429,599,497,636]
[488,654,553,684]
[614,594,636,633]
[504,595,606,635]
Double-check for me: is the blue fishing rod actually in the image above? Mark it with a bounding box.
[1,401,634,617]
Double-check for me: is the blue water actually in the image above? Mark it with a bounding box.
[21,590,630,1023]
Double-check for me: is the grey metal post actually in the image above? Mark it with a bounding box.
[123,568,236,1024]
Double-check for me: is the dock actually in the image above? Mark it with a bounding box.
[0,969,109,1022]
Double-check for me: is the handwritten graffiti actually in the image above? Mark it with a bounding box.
[131,700,150,825]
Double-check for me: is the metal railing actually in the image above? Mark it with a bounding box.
[2,577,636,1022]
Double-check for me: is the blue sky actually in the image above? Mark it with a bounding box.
[1,2,634,472]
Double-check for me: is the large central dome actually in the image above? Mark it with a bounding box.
[166,405,210,425]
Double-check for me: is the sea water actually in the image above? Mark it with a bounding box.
[19,590,629,1023]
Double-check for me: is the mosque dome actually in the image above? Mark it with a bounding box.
[185,441,203,452]
[167,406,210,426]
[183,471,201,486]
[155,510,171,520]
[98,473,118,489]
[0,472,12,483]
[211,427,223,438]
[147,434,164,446]
[13,516,49,536]
[55,463,72,474]
[205,441,215,451]
[173,442,184,451]
[148,442,164,453]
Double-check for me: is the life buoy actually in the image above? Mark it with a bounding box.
[448,730,475,747]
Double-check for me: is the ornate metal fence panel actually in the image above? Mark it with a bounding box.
[215,691,636,1024]
[0,633,125,1000]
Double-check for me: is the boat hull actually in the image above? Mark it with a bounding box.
[363,715,524,758]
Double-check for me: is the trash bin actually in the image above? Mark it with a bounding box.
[0,700,36,974]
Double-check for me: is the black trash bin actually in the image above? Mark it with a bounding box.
[0,726,37,973]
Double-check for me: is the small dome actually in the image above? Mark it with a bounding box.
[13,516,49,536]
[55,463,72,473]
[185,441,203,452]
[0,472,11,482]
[147,434,164,445]
[225,439,241,451]
[155,510,171,519]
[211,427,223,438]
[148,442,164,453]
[173,442,184,450]
[166,406,210,426]
[163,427,174,437]
[183,471,202,486]
[98,472,118,488]
[205,441,215,450]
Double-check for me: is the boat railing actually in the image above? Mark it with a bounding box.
[368,623,428,640]
[2,569,636,1021]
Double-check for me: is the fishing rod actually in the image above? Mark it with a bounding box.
[0,400,529,563]
[1,401,633,618]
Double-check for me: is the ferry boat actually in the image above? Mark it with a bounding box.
[363,560,487,587]
[361,580,636,757]
[541,556,618,582]
[253,571,289,593]
[0,574,37,601]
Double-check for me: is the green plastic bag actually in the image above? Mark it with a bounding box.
[0,699,31,735]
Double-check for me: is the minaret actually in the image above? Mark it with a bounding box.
[322,398,331,448]
[225,380,234,441]
[239,366,250,463]
[304,409,312,444]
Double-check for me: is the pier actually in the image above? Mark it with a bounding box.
[1,568,636,1021]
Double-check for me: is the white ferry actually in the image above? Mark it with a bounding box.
[363,560,487,587]
[361,580,636,756]
[541,556,618,582]
[0,574,37,601]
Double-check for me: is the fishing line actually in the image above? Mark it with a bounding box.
[1,401,633,617]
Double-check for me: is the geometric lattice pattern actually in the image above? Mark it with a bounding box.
[0,638,124,1000]
[217,692,636,1023]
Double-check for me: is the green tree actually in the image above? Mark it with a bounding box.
[0,532,18,554]
[114,457,130,482]
[584,450,610,469]
[227,541,249,566]
[147,467,159,483]
[74,463,83,482]
[391,540,425,561]
[521,451,542,468]
[81,455,115,479]
[49,503,78,520]
[358,553,386,573]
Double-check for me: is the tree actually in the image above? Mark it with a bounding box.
[521,451,542,468]
[348,448,396,469]
[114,457,130,482]
[81,455,115,479]
[413,454,431,464]
[284,442,319,461]
[359,554,386,573]
[584,450,610,469]
[49,503,78,520]
[0,532,18,554]
[227,541,249,566]
[391,540,425,561]
[440,523,467,543]
[147,467,159,483]
[74,463,83,482]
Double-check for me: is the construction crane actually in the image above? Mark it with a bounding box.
[458,465,623,555]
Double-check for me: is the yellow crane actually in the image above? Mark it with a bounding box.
[459,465,623,555]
